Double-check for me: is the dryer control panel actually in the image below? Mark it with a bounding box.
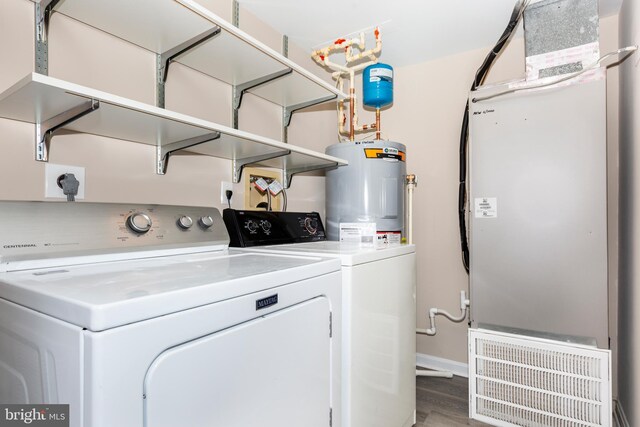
[223,209,326,247]
[0,201,229,270]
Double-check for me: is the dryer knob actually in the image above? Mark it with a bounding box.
[126,213,152,234]
[199,215,214,229]
[177,215,193,230]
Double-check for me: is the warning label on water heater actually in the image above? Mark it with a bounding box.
[364,148,406,162]
[475,197,497,218]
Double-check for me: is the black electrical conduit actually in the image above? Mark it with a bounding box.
[458,0,528,272]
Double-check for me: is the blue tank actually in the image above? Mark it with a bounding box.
[363,63,394,108]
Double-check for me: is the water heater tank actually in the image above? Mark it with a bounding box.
[363,63,394,108]
[325,140,406,241]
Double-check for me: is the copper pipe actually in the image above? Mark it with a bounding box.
[376,108,381,140]
[349,88,355,141]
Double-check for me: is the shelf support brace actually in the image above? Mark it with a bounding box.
[283,94,337,127]
[281,35,289,143]
[157,132,221,175]
[36,99,100,162]
[232,150,291,184]
[34,0,61,75]
[156,26,222,107]
[232,0,240,27]
[284,162,339,189]
[232,68,292,129]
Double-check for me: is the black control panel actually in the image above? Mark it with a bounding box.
[223,209,326,247]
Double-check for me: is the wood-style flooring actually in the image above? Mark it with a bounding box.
[416,372,491,427]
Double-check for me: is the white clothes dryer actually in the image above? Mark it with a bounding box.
[0,202,342,427]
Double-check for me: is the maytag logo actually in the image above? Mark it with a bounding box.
[256,294,278,310]
[3,244,37,249]
[0,405,68,426]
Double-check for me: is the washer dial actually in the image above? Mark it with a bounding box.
[245,220,259,233]
[304,217,318,235]
[260,220,272,232]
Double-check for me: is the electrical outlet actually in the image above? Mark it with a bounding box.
[220,181,233,206]
[45,163,86,199]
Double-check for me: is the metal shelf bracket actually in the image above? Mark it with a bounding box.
[283,94,337,127]
[232,69,292,111]
[232,150,291,183]
[35,0,61,75]
[156,26,222,107]
[231,68,292,129]
[157,132,221,175]
[35,99,100,162]
[284,162,339,189]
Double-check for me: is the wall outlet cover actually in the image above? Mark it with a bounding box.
[45,163,86,199]
[220,181,233,206]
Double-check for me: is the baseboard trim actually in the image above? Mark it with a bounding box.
[416,353,469,378]
[614,399,629,427]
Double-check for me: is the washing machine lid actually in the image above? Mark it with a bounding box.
[245,242,415,266]
[0,250,340,331]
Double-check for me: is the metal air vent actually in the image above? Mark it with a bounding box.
[469,329,612,427]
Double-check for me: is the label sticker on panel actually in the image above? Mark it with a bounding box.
[364,148,406,162]
[370,68,393,80]
[475,198,497,218]
[340,222,376,246]
[376,231,402,247]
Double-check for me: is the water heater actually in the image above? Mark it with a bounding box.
[325,140,406,241]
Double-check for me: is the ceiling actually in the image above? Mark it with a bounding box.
[239,0,623,67]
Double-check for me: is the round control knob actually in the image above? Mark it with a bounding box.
[304,217,318,235]
[260,220,272,232]
[199,215,214,229]
[177,215,193,230]
[246,220,259,233]
[126,212,152,234]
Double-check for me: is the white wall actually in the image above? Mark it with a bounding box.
[618,0,640,422]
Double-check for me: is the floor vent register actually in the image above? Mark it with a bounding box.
[469,329,612,427]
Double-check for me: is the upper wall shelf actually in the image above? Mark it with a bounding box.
[0,73,347,187]
[36,0,345,116]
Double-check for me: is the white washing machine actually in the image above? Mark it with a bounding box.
[0,202,342,427]
[223,210,416,427]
